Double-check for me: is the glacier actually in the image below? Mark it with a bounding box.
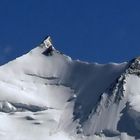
[0,39,139,140]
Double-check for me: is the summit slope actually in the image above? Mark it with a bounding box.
[0,39,139,140]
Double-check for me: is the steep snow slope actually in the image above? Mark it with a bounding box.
[81,58,140,140]
[0,40,139,140]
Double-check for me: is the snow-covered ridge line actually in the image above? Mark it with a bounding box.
[81,57,140,138]
[0,38,140,140]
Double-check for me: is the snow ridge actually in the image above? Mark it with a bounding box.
[81,57,140,139]
[0,40,139,140]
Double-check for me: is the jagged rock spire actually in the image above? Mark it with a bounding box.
[43,36,53,48]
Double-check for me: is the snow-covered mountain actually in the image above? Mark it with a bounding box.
[0,38,140,140]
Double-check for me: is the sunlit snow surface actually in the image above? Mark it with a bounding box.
[0,45,139,140]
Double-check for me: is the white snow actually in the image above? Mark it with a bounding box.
[0,42,139,140]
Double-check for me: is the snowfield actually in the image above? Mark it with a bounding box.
[0,40,140,140]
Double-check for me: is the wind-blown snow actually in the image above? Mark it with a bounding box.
[0,42,139,140]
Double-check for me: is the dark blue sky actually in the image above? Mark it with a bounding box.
[0,0,140,64]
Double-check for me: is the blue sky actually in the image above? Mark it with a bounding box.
[0,0,140,64]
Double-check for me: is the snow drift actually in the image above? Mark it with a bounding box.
[0,39,139,140]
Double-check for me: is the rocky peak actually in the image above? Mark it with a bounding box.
[127,57,140,76]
